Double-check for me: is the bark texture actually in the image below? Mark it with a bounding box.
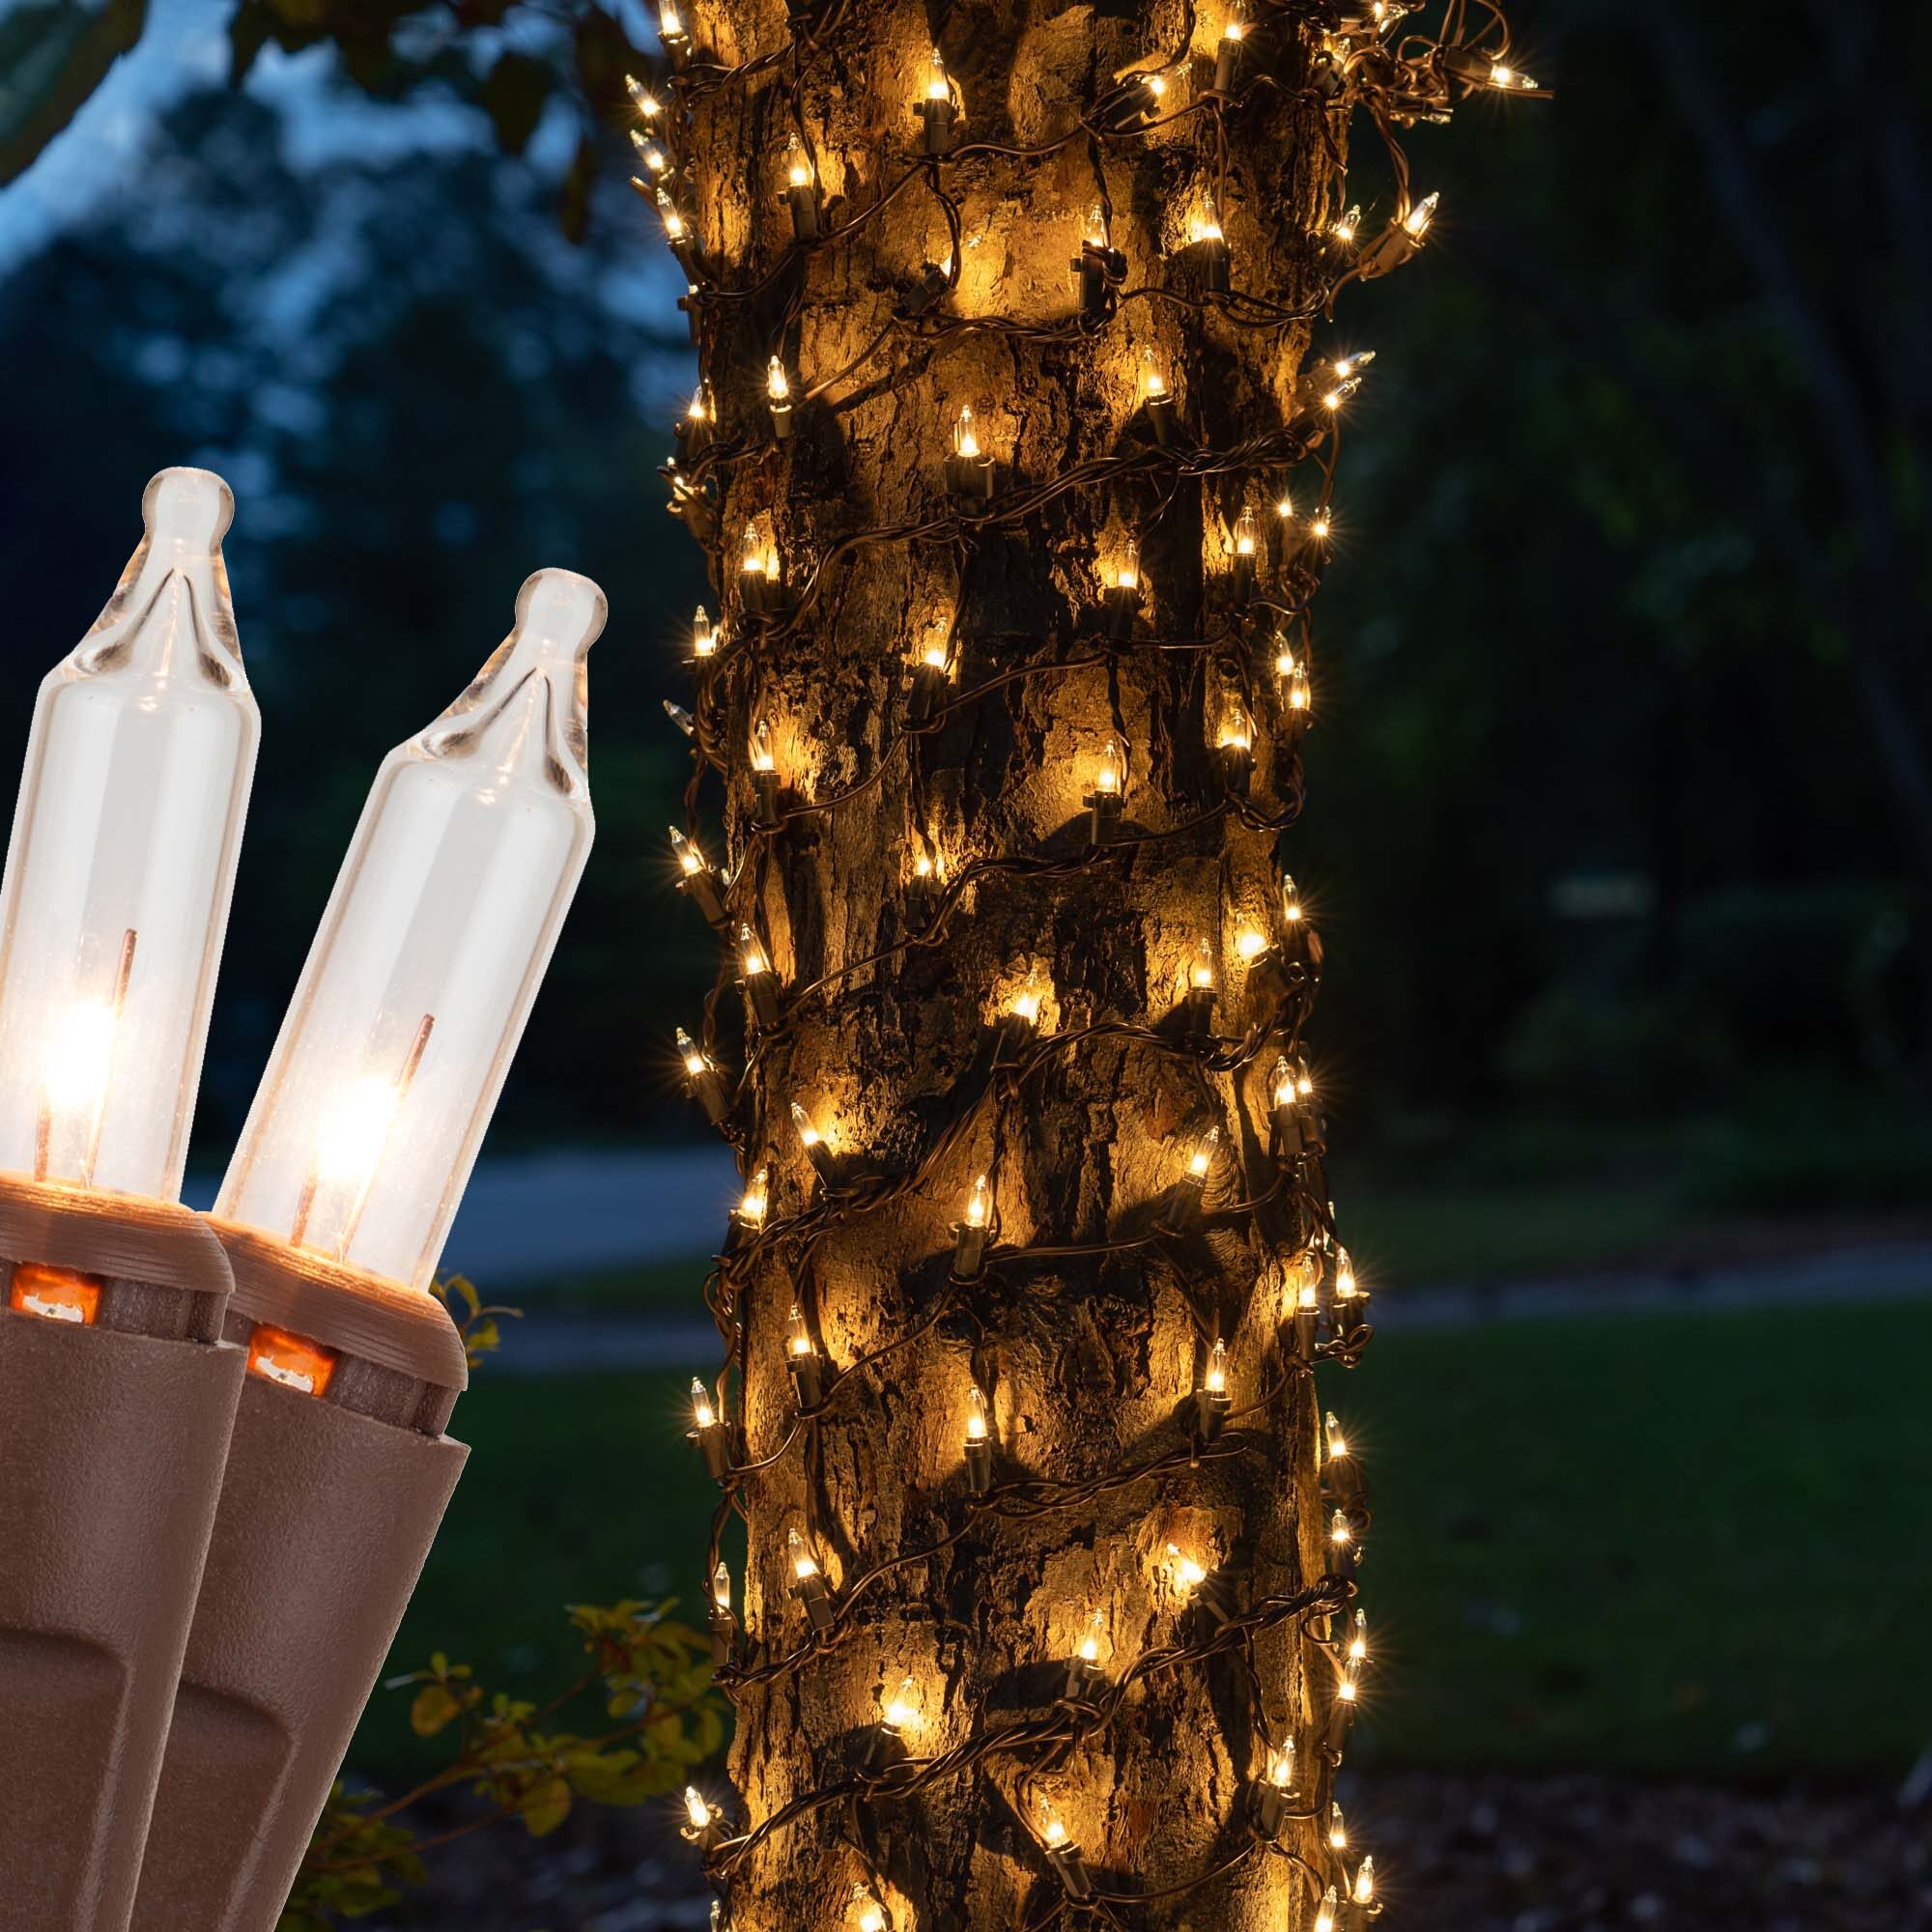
[668,5,1358,1926]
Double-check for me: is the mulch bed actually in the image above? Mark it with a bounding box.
[384,1771,1931,1929]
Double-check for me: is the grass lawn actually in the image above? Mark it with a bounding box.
[350,1297,1930,1789]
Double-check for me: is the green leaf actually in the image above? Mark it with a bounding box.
[0,0,147,187]
[480,49,548,156]
[518,1776,573,1838]
[410,1683,463,1737]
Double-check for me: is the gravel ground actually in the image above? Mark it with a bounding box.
[377,1771,1931,1930]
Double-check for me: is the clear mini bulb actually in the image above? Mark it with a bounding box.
[217,570,603,1288]
[0,469,259,1200]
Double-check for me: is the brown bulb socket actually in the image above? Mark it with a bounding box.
[0,1178,242,1932]
[132,1224,468,1932]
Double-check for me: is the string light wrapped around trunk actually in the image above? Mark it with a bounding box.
[636,1,1542,1920]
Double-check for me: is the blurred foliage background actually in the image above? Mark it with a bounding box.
[1,0,1927,1215]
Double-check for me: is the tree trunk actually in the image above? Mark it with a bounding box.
[666,6,1378,1926]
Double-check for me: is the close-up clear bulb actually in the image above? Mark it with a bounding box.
[0,467,259,1201]
[216,569,603,1289]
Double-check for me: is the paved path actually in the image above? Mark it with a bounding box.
[485,1236,1932,1375]
[185,1145,743,1287]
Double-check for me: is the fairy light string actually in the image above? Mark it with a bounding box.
[648,1,1539,1923]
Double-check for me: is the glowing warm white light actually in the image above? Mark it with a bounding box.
[692,605,716,657]
[1324,1410,1350,1461]
[1328,1799,1348,1850]
[752,720,777,772]
[1010,980,1041,1024]
[1218,710,1254,754]
[923,46,950,101]
[312,1073,404,1196]
[1330,1509,1353,1547]
[1491,62,1535,88]
[1348,1606,1368,1662]
[953,406,981,460]
[1167,1543,1207,1590]
[785,136,811,187]
[1205,1338,1228,1394]
[1113,542,1141,592]
[1404,190,1440,239]
[1331,203,1361,244]
[1233,509,1258,556]
[1094,737,1122,795]
[742,525,767,576]
[1335,1247,1357,1295]
[737,1166,769,1226]
[923,644,950,671]
[1353,1857,1376,1905]
[767,355,791,404]
[965,1384,989,1442]
[683,1786,711,1829]
[738,924,770,978]
[1265,1741,1295,1790]
[883,1674,919,1729]
[1189,952,1215,990]
[1078,1609,1103,1663]
[712,1559,730,1609]
[854,1891,886,1932]
[42,1001,118,1124]
[790,1100,821,1149]
[1236,928,1267,962]
[691,1378,716,1429]
[678,1028,707,1079]
[1316,1886,1339,1932]
[786,1302,814,1358]
[788,1526,818,1578]
[964,1174,989,1227]
[1188,1125,1219,1178]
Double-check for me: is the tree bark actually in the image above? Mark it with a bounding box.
[668,6,1368,1926]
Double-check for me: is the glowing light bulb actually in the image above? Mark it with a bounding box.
[220,570,599,1282]
[923,643,950,672]
[1078,1609,1103,1663]
[1328,1800,1348,1850]
[1167,1544,1208,1591]
[1404,190,1439,239]
[790,1101,821,1151]
[691,1377,716,1429]
[965,1384,989,1442]
[1114,542,1141,592]
[692,604,716,657]
[0,470,259,1199]
[1221,4,1244,42]
[741,524,767,576]
[1348,1606,1368,1662]
[1188,1124,1219,1179]
[788,1525,818,1578]
[1205,1337,1227,1394]
[1142,359,1169,402]
[854,1889,886,1932]
[953,406,980,460]
[1316,1886,1339,1932]
[1322,377,1359,411]
[1324,1410,1349,1462]
[738,924,769,978]
[1275,494,1294,521]
[736,1165,768,1227]
[1218,709,1254,754]
[1309,512,1331,542]
[1272,1057,1295,1110]
[677,1027,708,1080]
[1353,1857,1376,1905]
[1010,980,1041,1025]
[632,129,668,174]
[1146,73,1168,101]
[1334,1246,1357,1295]
[1330,1509,1353,1548]
[1189,207,1225,244]
[1282,874,1303,922]
[625,76,661,118]
[1234,509,1258,556]
[766,355,790,404]
[656,190,686,241]
[1266,1740,1295,1790]
[1491,62,1535,88]
[784,1298,815,1360]
[883,1674,918,1730]
[913,853,934,880]
[683,1786,711,1830]
[1189,951,1215,991]
[962,1175,989,1229]
[1094,738,1122,795]
[1038,1799,1068,1848]
[785,136,811,187]
[1332,204,1360,245]
[1236,928,1267,962]
[1333,350,1375,381]
[752,720,777,772]
[923,46,951,101]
